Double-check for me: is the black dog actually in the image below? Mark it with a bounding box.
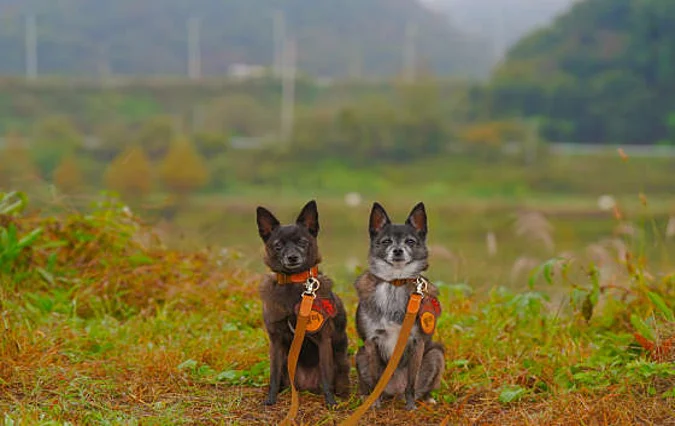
[256,200,350,406]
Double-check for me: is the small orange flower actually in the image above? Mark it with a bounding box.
[618,148,629,162]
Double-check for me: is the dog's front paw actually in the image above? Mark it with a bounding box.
[263,396,277,406]
[371,397,383,410]
[404,400,417,411]
[324,393,337,408]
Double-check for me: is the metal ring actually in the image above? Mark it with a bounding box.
[415,276,428,295]
[304,277,320,296]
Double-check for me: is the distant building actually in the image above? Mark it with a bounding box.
[228,63,266,79]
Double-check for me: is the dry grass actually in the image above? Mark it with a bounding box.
[2,195,675,425]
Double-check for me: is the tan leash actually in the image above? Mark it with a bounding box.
[339,278,428,426]
[279,277,320,426]
[277,276,444,426]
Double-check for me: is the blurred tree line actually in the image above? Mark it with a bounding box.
[486,0,675,145]
[0,77,534,207]
[0,116,213,209]
[2,0,674,149]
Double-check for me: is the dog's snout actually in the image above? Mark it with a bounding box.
[392,248,404,257]
[286,254,300,264]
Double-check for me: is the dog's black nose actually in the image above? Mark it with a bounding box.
[287,255,299,264]
[393,248,404,257]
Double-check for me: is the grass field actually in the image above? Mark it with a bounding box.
[2,184,675,425]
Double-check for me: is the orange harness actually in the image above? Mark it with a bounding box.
[276,271,449,426]
[278,268,321,426]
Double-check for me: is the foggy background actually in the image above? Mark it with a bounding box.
[0,0,673,284]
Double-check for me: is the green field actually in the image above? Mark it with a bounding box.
[169,193,669,290]
[3,103,675,424]
[15,151,675,292]
[136,153,675,293]
[2,152,675,424]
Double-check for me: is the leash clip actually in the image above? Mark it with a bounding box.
[414,276,428,296]
[304,277,320,297]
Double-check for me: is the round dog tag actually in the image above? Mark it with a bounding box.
[419,296,441,335]
[306,310,325,332]
[295,296,337,334]
[420,311,436,334]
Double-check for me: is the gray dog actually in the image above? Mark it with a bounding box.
[354,202,445,410]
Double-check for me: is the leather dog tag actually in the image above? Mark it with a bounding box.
[419,296,441,335]
[306,310,325,332]
[294,296,337,334]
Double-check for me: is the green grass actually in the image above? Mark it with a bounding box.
[1,191,675,425]
[198,152,675,199]
[164,191,673,292]
[13,150,669,293]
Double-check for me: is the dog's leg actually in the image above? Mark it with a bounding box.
[355,345,371,395]
[356,339,384,408]
[318,336,337,406]
[404,339,425,411]
[333,335,351,397]
[414,342,445,402]
[265,337,286,406]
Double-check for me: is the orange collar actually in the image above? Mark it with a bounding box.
[390,278,418,287]
[276,266,319,285]
[369,272,418,287]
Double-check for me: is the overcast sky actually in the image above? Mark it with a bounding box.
[421,0,575,53]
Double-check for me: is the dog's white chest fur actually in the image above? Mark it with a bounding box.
[363,282,418,361]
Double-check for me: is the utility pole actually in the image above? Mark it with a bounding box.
[349,42,362,80]
[525,118,540,166]
[192,104,205,134]
[493,5,506,64]
[280,38,296,142]
[25,14,37,80]
[97,44,111,87]
[404,21,417,83]
[273,10,286,78]
[187,16,201,80]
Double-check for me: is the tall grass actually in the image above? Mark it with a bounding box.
[1,185,674,424]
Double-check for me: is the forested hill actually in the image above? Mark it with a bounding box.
[0,0,492,78]
[489,0,675,145]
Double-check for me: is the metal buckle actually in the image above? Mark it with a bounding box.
[304,277,320,297]
[414,276,428,296]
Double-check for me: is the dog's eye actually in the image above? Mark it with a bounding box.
[381,238,392,246]
[405,238,416,246]
[297,239,308,248]
[273,241,283,251]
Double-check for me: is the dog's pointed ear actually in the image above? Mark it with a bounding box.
[369,202,391,238]
[405,202,427,238]
[256,206,280,242]
[296,200,319,237]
